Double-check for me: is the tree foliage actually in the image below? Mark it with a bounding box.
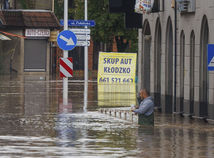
[55,0,138,52]
[20,0,28,9]
[54,0,64,19]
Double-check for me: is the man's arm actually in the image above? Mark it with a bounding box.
[133,100,153,114]
[137,96,142,105]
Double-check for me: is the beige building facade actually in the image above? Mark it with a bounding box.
[0,10,60,75]
[138,0,214,120]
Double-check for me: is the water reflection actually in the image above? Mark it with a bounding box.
[0,76,213,157]
[83,80,88,112]
[97,83,136,107]
[24,75,49,116]
[56,113,77,147]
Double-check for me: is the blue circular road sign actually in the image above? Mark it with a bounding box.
[57,30,77,51]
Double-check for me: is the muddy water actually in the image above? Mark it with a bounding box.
[0,75,213,158]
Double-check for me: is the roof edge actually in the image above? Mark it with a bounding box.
[1,9,52,13]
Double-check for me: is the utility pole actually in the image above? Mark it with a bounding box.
[62,0,88,110]
[84,0,88,83]
[83,0,88,112]
[63,0,68,106]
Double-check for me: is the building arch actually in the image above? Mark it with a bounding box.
[142,20,151,92]
[154,18,162,109]
[199,15,209,117]
[180,30,185,113]
[165,17,173,113]
[190,30,195,115]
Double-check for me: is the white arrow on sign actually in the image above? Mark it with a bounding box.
[77,41,90,46]
[208,56,214,67]
[60,35,75,46]
[76,35,91,40]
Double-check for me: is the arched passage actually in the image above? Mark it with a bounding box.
[165,17,173,113]
[190,30,195,115]
[154,18,162,109]
[142,20,151,92]
[180,30,185,113]
[199,15,209,117]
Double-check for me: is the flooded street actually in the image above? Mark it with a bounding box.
[0,76,214,158]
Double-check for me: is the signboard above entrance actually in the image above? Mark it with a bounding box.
[25,29,50,37]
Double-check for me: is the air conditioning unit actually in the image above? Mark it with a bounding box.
[176,0,195,13]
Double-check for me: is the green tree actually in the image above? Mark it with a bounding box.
[54,0,64,20]
[20,0,28,9]
[71,0,138,52]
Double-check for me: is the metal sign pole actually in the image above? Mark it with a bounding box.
[84,0,88,112]
[84,0,88,82]
[63,0,68,106]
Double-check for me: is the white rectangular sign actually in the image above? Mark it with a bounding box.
[25,29,50,37]
[77,41,90,46]
[76,35,91,40]
[69,28,91,34]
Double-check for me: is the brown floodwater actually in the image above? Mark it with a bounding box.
[0,75,213,158]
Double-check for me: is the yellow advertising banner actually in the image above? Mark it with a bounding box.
[97,84,136,107]
[97,52,137,84]
[97,52,137,107]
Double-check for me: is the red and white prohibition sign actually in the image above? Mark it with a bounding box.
[60,57,73,78]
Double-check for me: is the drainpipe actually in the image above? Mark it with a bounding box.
[173,1,177,113]
[138,28,143,92]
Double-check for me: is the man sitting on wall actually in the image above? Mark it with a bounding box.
[132,89,154,126]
